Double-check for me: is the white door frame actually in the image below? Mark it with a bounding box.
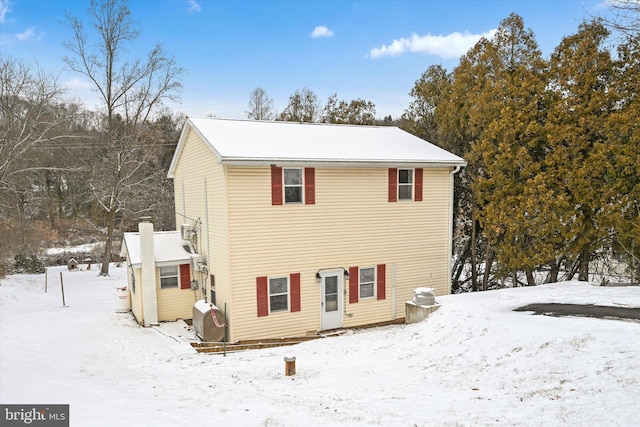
[320,270,344,330]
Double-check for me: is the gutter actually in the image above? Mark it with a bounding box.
[448,165,463,294]
[219,157,467,169]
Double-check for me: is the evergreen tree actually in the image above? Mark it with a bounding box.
[469,14,550,286]
[602,33,640,281]
[544,21,616,281]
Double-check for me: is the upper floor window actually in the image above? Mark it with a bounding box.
[271,166,315,205]
[284,168,303,204]
[398,169,413,200]
[388,168,423,202]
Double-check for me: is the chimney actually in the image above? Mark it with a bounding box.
[139,217,158,326]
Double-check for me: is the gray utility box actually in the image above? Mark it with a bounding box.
[412,287,436,306]
[192,300,225,342]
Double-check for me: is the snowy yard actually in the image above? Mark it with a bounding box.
[1,264,639,426]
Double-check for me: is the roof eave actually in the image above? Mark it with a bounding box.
[168,118,224,179]
[220,157,467,168]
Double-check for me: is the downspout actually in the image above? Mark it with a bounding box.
[448,166,462,294]
[203,176,211,302]
[182,180,186,222]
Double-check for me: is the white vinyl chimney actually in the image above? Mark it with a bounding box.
[139,217,158,326]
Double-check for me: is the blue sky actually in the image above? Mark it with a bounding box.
[1,0,615,120]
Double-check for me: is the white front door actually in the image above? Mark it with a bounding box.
[320,272,343,330]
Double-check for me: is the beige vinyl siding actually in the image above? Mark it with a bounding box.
[226,166,452,340]
[156,266,197,321]
[171,129,233,334]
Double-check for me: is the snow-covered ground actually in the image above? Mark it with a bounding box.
[1,264,639,426]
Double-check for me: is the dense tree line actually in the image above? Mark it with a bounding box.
[0,0,184,276]
[247,86,382,126]
[402,13,639,289]
[0,52,184,275]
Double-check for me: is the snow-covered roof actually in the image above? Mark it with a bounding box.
[120,231,193,267]
[168,118,466,177]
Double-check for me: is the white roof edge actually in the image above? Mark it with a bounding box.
[220,158,467,168]
[169,117,467,175]
[168,118,224,179]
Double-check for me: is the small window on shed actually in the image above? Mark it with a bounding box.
[160,266,179,289]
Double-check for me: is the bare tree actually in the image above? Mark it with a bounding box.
[598,0,639,35]
[246,87,275,120]
[63,0,184,276]
[278,87,321,122]
[322,93,377,125]
[0,56,83,275]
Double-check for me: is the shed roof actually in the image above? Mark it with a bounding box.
[168,118,465,176]
[120,231,193,267]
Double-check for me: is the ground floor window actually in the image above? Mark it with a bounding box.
[350,264,386,303]
[269,276,289,312]
[359,267,376,299]
[257,273,300,317]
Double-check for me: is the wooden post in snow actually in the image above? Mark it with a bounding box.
[45,268,48,293]
[59,271,67,307]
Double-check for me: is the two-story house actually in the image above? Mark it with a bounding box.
[148,117,464,341]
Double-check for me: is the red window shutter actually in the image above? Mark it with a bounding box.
[290,273,301,312]
[388,168,398,202]
[349,267,359,303]
[256,276,268,317]
[304,168,315,205]
[376,264,386,300]
[271,166,283,206]
[179,264,191,289]
[415,168,423,202]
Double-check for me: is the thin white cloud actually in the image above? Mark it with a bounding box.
[369,29,498,60]
[15,27,36,41]
[0,0,10,24]
[63,77,93,91]
[311,25,333,38]
[0,27,41,46]
[186,0,201,13]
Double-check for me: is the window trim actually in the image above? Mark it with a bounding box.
[359,266,376,300]
[283,167,304,204]
[159,265,179,289]
[268,276,290,313]
[398,168,414,201]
